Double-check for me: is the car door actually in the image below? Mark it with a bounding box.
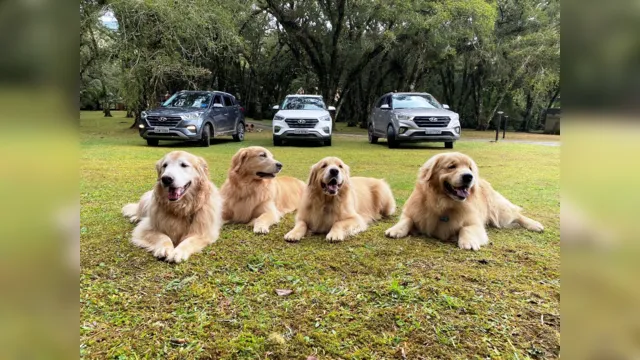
[376,96,391,136]
[223,95,238,132]
[370,97,381,134]
[211,95,230,132]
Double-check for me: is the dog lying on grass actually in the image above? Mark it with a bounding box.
[122,151,222,262]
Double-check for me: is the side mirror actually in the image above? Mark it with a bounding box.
[327,106,336,111]
[442,104,450,109]
[213,103,223,108]
[380,104,390,110]
[272,105,280,110]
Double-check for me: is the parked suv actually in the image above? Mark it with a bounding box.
[139,90,245,147]
[271,95,335,146]
[368,92,461,148]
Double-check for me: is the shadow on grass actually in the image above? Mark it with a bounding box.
[370,141,452,150]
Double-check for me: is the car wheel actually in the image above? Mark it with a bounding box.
[445,141,454,149]
[325,137,332,146]
[273,136,282,146]
[146,139,159,146]
[200,124,211,147]
[233,123,244,142]
[368,125,378,144]
[387,125,399,148]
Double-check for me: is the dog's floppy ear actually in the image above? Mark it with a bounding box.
[230,149,248,173]
[196,156,210,178]
[307,162,320,186]
[155,155,166,179]
[419,154,442,183]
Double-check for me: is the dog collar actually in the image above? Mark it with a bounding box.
[439,215,449,222]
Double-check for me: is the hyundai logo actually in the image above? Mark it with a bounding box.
[159,117,168,122]
[297,119,306,124]
[429,117,438,122]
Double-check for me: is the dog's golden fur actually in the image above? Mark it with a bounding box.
[385,152,543,250]
[220,146,304,233]
[285,157,395,242]
[122,151,222,262]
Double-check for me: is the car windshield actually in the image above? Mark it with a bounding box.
[281,97,326,110]
[162,93,212,109]
[392,94,442,109]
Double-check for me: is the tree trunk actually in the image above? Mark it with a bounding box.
[103,108,112,117]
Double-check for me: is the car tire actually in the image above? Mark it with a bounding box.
[445,141,454,149]
[325,137,332,146]
[387,125,399,148]
[368,125,378,144]
[232,122,244,142]
[200,124,211,147]
[146,139,159,146]
[273,136,282,146]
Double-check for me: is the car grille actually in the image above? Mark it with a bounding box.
[413,116,450,128]
[285,119,318,129]
[147,116,182,127]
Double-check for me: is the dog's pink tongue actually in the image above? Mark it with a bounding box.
[168,187,184,200]
[455,187,469,198]
[327,184,339,193]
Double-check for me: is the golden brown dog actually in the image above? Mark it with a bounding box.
[122,151,222,262]
[285,157,396,242]
[220,146,304,233]
[385,152,543,250]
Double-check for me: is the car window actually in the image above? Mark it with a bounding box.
[162,92,212,109]
[281,97,326,110]
[223,96,232,107]
[212,95,223,107]
[391,94,441,109]
[375,96,385,108]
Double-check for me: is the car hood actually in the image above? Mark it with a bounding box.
[276,109,329,119]
[146,108,205,117]
[393,108,458,117]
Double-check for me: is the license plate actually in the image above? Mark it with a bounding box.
[424,129,441,135]
[293,129,309,134]
[155,127,170,133]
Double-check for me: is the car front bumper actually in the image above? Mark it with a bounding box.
[396,128,460,142]
[274,128,331,140]
[140,127,200,140]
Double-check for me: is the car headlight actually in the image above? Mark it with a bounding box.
[319,115,331,122]
[182,112,204,121]
[274,115,285,121]
[396,114,412,121]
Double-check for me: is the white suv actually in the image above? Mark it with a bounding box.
[272,95,335,146]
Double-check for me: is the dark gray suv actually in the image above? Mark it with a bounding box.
[139,91,245,147]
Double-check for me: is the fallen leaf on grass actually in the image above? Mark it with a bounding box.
[170,338,187,347]
[275,289,293,296]
[307,357,318,360]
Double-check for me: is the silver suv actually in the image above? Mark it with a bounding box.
[271,95,335,146]
[368,92,461,148]
[139,90,245,147]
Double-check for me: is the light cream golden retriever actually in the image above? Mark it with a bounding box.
[285,157,396,242]
[220,146,304,233]
[385,152,543,250]
[122,151,222,262]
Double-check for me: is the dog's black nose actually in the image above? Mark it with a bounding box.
[161,176,174,186]
[462,173,473,183]
[329,168,339,176]
[276,162,283,170]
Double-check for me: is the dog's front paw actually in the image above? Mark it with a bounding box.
[167,247,191,263]
[284,230,302,242]
[385,225,408,239]
[326,229,345,242]
[152,244,173,259]
[253,223,270,234]
[527,220,544,232]
[458,237,483,251]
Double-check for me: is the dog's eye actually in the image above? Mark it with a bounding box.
[338,165,343,169]
[162,163,168,168]
[181,163,189,168]
[321,164,327,169]
[260,153,267,158]
[448,164,456,169]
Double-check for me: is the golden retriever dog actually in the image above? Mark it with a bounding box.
[284,157,396,242]
[220,146,304,233]
[385,152,543,250]
[122,151,222,263]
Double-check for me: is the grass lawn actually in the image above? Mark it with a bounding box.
[249,118,560,142]
[81,111,560,359]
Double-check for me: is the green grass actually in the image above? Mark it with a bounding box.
[81,111,559,359]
